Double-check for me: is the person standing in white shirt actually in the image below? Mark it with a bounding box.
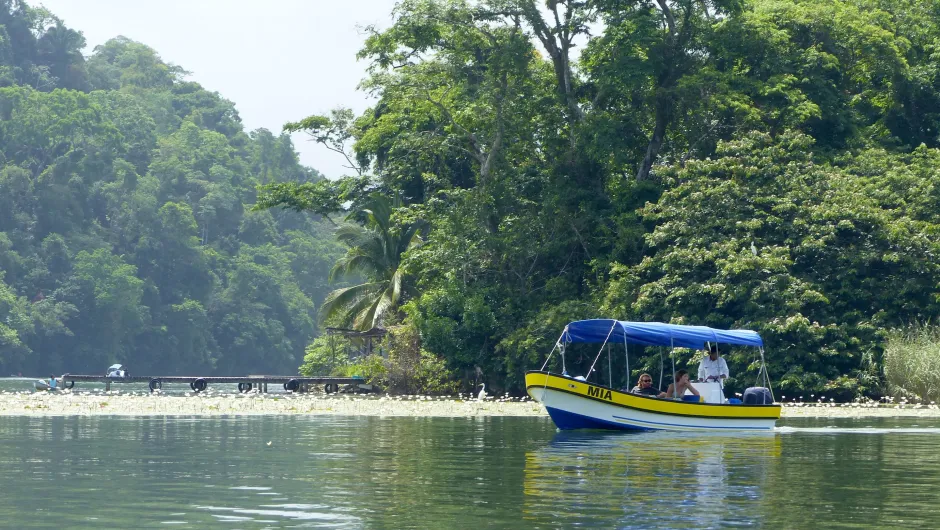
[697,345,729,382]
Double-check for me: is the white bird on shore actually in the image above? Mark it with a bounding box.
[478,383,487,400]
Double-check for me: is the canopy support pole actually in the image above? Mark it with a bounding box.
[658,350,664,392]
[539,330,569,373]
[561,342,567,375]
[539,342,559,372]
[758,347,776,402]
[623,335,629,390]
[670,337,677,398]
[607,344,612,388]
[587,322,618,381]
[704,341,711,382]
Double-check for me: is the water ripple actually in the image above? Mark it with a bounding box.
[0,415,938,528]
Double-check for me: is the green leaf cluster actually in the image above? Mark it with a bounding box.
[261,0,940,396]
[0,3,343,375]
[12,0,940,397]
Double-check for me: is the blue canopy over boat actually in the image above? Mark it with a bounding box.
[561,319,764,349]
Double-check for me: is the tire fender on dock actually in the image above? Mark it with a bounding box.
[237,382,253,393]
[148,378,162,392]
[283,379,299,392]
[192,378,208,393]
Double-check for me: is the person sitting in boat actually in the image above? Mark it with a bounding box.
[106,364,127,378]
[697,345,729,382]
[630,373,659,396]
[48,375,57,390]
[659,370,700,400]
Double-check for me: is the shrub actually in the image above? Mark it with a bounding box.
[299,336,349,376]
[883,325,940,402]
[340,353,388,383]
[342,323,458,395]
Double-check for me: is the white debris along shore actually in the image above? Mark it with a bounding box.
[0,390,545,417]
[2,390,940,418]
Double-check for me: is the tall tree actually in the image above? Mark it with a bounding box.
[319,194,425,330]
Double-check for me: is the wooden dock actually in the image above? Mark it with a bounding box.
[59,374,370,393]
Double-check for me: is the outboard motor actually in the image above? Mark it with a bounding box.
[743,386,773,404]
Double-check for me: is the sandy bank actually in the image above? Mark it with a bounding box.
[780,403,940,418]
[2,391,940,418]
[0,391,547,417]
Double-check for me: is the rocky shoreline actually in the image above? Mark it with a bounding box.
[1,390,939,418]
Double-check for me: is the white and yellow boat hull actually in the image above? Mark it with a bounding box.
[526,371,780,432]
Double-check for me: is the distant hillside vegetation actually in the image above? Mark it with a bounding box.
[0,0,341,375]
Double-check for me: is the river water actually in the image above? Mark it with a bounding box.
[1,414,939,529]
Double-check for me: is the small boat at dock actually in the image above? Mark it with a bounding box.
[33,378,60,391]
[527,319,781,431]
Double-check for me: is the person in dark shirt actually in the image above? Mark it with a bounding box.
[630,373,659,396]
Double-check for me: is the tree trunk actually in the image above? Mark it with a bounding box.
[517,1,583,125]
[636,94,671,182]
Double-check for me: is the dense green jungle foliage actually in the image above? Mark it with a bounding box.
[0,0,344,375]
[260,0,940,399]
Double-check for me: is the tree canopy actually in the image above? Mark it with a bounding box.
[0,0,342,375]
[258,0,940,398]
[6,0,940,397]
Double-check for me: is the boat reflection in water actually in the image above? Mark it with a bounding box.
[522,430,781,527]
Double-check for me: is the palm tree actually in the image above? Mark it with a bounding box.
[319,193,425,330]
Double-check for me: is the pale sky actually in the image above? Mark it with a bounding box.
[38,0,395,179]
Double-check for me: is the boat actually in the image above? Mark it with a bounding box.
[526,319,781,431]
[33,378,60,391]
[106,364,128,378]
